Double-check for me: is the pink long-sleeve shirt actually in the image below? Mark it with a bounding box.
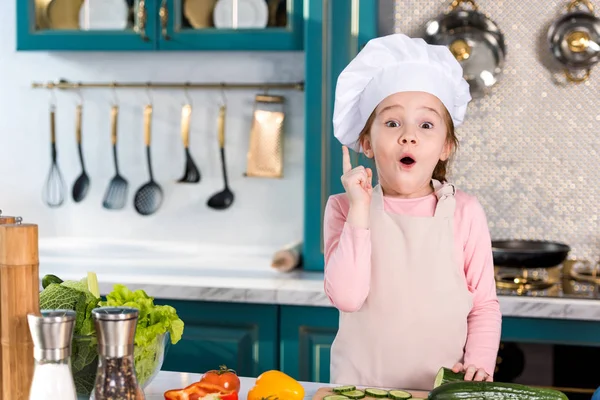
[323,189,502,377]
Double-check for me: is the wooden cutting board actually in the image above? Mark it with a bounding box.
[313,387,429,400]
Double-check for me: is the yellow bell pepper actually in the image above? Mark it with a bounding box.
[247,370,304,400]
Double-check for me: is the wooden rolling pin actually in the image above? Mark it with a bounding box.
[0,221,40,400]
[271,240,303,272]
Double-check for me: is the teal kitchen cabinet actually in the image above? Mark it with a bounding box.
[303,0,378,271]
[279,305,339,383]
[156,299,279,377]
[16,0,303,51]
[17,0,157,51]
[157,0,303,51]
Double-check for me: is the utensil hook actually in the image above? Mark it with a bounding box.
[48,85,57,112]
[449,0,479,11]
[219,83,227,107]
[567,0,594,12]
[110,82,119,106]
[76,83,84,106]
[146,82,153,105]
[184,82,193,106]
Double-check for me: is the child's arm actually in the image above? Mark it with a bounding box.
[461,197,502,378]
[323,194,372,312]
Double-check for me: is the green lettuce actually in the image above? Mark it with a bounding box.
[99,284,184,383]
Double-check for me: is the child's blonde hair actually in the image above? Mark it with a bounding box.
[357,106,458,183]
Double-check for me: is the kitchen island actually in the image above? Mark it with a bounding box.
[144,372,326,400]
[38,238,600,384]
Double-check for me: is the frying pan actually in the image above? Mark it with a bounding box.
[492,240,571,268]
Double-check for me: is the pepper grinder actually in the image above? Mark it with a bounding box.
[92,307,145,400]
[27,310,77,400]
[0,220,39,400]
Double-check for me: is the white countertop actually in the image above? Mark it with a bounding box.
[38,238,600,322]
[143,372,326,400]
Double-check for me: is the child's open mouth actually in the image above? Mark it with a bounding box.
[399,155,416,169]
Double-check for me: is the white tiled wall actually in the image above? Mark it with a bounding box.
[0,2,305,254]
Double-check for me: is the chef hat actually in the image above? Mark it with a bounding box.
[332,33,472,152]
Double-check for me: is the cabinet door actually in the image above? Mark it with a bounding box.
[279,305,339,383]
[156,0,303,51]
[303,0,378,271]
[17,0,157,51]
[156,299,278,377]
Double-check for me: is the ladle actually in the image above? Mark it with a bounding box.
[207,104,234,210]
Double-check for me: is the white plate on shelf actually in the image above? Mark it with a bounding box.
[79,0,129,30]
[213,0,269,29]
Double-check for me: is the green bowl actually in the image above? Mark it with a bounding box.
[71,332,170,396]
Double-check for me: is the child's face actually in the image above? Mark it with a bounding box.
[363,91,452,198]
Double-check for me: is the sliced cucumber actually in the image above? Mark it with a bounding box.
[333,386,356,394]
[324,396,349,400]
[388,390,412,400]
[364,388,388,398]
[433,367,464,388]
[341,390,365,399]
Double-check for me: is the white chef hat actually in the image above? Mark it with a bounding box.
[332,33,472,152]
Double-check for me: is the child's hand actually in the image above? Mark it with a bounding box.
[341,145,373,208]
[452,362,492,382]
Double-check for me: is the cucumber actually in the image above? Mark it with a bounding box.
[324,396,349,400]
[432,367,465,388]
[364,388,388,398]
[333,386,356,393]
[388,390,412,400]
[341,390,365,399]
[41,274,63,289]
[428,381,569,400]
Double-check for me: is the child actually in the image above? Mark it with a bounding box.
[324,33,502,391]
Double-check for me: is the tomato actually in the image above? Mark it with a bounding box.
[199,365,241,393]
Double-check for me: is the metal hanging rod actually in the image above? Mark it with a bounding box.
[31,79,305,91]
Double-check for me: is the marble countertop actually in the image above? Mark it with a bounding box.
[143,372,326,400]
[38,238,600,322]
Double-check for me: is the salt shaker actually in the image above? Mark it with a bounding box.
[92,307,145,400]
[27,309,77,400]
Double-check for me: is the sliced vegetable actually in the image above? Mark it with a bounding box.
[324,395,350,400]
[163,382,238,400]
[340,390,365,399]
[41,274,63,289]
[428,381,569,400]
[333,386,356,393]
[87,271,100,298]
[364,388,388,398]
[200,365,241,393]
[247,370,304,400]
[433,367,465,388]
[388,390,412,400]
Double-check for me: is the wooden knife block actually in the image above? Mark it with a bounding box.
[0,221,40,400]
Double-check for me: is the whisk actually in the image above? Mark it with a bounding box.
[42,105,65,208]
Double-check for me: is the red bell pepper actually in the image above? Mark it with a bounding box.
[164,382,239,400]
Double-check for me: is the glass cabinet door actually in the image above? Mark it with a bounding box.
[17,0,157,51]
[157,0,303,51]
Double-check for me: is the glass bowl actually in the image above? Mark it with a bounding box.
[71,332,170,396]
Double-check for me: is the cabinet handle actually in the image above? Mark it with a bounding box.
[160,0,170,40]
[136,0,149,41]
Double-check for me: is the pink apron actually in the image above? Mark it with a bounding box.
[330,180,473,391]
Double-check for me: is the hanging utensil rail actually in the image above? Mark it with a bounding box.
[31,79,305,91]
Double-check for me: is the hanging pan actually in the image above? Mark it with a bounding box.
[492,239,571,269]
[547,0,600,83]
[423,0,507,98]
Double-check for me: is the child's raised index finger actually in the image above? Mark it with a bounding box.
[342,145,352,174]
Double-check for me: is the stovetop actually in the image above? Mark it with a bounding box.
[495,260,600,299]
